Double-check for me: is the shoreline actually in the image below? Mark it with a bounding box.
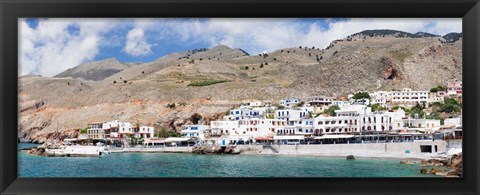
[237,152,427,161]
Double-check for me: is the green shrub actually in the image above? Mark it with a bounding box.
[187,80,230,87]
[166,103,176,109]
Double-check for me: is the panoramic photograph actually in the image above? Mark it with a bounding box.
[18,18,463,177]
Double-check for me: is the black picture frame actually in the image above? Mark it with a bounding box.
[1,0,479,194]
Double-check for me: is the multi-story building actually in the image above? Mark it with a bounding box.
[369,91,389,107]
[428,90,446,104]
[87,122,105,139]
[228,108,260,120]
[447,80,462,96]
[101,120,154,140]
[388,88,428,106]
[280,98,301,107]
[181,125,209,140]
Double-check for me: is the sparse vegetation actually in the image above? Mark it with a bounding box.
[371,104,386,112]
[187,80,230,87]
[80,128,88,134]
[322,105,340,116]
[245,66,249,70]
[352,92,371,100]
[166,103,176,109]
[430,85,447,92]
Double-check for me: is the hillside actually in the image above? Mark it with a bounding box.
[19,30,462,143]
[54,58,136,81]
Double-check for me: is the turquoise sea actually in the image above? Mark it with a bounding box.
[18,143,437,177]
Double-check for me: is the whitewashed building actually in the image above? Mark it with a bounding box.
[389,88,428,106]
[444,117,462,127]
[280,98,301,107]
[369,91,389,107]
[181,125,209,140]
[228,108,260,120]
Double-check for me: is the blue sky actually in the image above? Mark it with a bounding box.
[19,18,461,77]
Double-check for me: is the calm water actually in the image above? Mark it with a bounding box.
[18,143,436,177]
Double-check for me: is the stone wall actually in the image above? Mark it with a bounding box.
[234,141,448,159]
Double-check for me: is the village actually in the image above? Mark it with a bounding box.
[52,80,462,154]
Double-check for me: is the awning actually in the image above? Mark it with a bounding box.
[144,138,166,144]
[273,135,305,140]
[314,134,355,139]
[164,137,192,142]
[64,138,78,142]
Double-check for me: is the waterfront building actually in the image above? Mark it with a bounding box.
[137,125,155,139]
[447,80,462,96]
[280,98,301,107]
[87,122,105,139]
[103,120,121,139]
[181,125,210,140]
[388,88,428,106]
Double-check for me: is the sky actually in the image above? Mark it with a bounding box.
[19,18,462,77]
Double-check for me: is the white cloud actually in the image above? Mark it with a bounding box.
[19,18,121,77]
[124,27,152,57]
[134,18,461,55]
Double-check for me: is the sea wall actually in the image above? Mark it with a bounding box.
[236,141,448,159]
[110,146,192,153]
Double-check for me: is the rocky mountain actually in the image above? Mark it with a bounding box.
[442,32,462,43]
[54,57,136,81]
[19,30,462,143]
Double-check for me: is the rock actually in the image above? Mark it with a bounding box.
[429,168,443,175]
[346,155,355,160]
[400,160,415,164]
[449,153,462,168]
[420,168,428,174]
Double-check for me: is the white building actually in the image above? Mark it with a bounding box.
[369,91,389,107]
[228,108,260,120]
[332,101,350,107]
[389,88,428,106]
[280,98,301,107]
[137,125,155,139]
[101,120,154,140]
[275,109,307,121]
[444,117,462,127]
[181,125,210,140]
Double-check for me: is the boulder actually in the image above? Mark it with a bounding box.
[429,168,443,175]
[400,160,415,164]
[449,153,462,168]
[420,168,428,174]
[346,155,355,160]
